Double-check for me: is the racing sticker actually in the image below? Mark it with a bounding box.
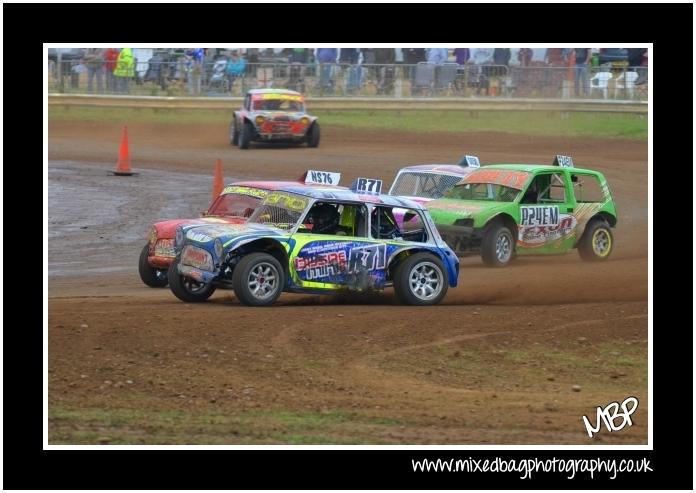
[294,241,350,282]
[264,192,308,212]
[257,93,303,101]
[520,206,560,227]
[294,241,387,286]
[304,170,341,186]
[463,169,530,190]
[222,186,268,199]
[518,213,577,247]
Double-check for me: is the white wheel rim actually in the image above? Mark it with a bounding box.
[247,262,279,300]
[408,261,443,301]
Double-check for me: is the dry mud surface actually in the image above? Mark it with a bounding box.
[48,121,649,444]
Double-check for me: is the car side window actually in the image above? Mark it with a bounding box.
[521,173,566,204]
[571,174,606,203]
[299,202,368,237]
[400,208,430,243]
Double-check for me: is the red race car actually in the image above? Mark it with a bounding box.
[139,170,343,287]
[229,88,320,149]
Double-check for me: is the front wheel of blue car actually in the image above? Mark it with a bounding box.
[232,253,285,306]
[393,253,448,306]
[168,259,216,302]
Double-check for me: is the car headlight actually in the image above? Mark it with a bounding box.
[214,238,223,258]
[255,115,265,125]
[300,116,310,126]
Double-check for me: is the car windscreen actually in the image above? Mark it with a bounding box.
[445,183,520,202]
[208,193,263,217]
[247,191,309,230]
[251,97,304,112]
[389,172,464,199]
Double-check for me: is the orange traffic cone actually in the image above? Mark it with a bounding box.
[112,126,136,176]
[212,158,224,201]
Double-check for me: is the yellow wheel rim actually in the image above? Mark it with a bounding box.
[592,228,611,257]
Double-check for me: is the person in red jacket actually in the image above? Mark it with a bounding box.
[103,48,119,93]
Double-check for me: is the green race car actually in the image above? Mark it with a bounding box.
[427,155,617,267]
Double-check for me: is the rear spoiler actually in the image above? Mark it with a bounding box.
[456,155,481,168]
[299,169,341,186]
[552,155,574,168]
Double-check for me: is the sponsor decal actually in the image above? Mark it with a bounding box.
[181,245,213,271]
[294,242,387,285]
[520,206,560,227]
[256,93,303,101]
[295,251,347,280]
[154,239,175,258]
[463,169,530,190]
[305,170,341,186]
[222,186,268,199]
[518,214,577,246]
[264,192,308,212]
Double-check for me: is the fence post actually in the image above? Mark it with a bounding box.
[57,52,64,93]
[394,66,403,98]
[562,50,575,98]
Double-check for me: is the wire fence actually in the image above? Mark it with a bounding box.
[47,60,648,101]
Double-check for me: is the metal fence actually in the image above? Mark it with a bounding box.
[47,60,648,101]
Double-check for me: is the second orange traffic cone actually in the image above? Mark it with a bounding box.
[112,126,135,176]
[212,159,224,201]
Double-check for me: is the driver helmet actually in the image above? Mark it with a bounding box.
[306,203,339,234]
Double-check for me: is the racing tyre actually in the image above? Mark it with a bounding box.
[481,222,515,267]
[393,253,448,306]
[229,119,239,146]
[232,253,285,306]
[168,259,216,302]
[578,219,613,261]
[306,122,321,148]
[139,244,169,287]
[238,121,253,149]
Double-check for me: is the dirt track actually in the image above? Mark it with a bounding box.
[48,120,648,444]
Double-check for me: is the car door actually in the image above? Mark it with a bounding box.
[517,171,577,254]
[289,202,388,291]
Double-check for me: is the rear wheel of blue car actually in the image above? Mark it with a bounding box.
[307,122,320,148]
[233,253,285,306]
[393,253,448,306]
[238,121,253,149]
[138,243,168,288]
[229,120,239,146]
[168,259,216,302]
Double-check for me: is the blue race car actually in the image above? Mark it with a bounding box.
[168,180,459,306]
